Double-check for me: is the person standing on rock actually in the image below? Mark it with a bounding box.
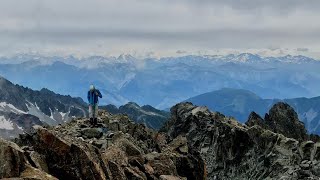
[87,85,102,126]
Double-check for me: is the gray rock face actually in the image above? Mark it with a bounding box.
[164,102,320,179]
[0,138,26,178]
[247,102,308,141]
[246,111,266,128]
[266,102,308,141]
[0,138,57,179]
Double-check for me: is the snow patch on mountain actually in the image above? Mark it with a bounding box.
[0,116,14,130]
[0,102,27,114]
[49,107,54,119]
[17,125,23,131]
[128,103,166,118]
[35,102,40,110]
[26,102,57,125]
[60,112,67,119]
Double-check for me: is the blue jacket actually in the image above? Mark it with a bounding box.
[87,89,102,105]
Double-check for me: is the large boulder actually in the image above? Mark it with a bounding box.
[81,128,103,139]
[0,138,56,179]
[18,126,107,180]
[144,153,178,177]
[20,165,57,180]
[0,138,27,178]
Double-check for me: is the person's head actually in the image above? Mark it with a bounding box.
[90,84,95,91]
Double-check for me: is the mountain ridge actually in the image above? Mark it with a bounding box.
[100,102,170,130]
[1,53,318,65]
[0,76,88,139]
[1,53,320,108]
[185,88,320,135]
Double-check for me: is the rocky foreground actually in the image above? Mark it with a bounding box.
[0,109,204,180]
[1,102,320,179]
[162,102,320,179]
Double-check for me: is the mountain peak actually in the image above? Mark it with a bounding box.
[246,111,266,128]
[188,88,262,102]
[39,88,55,95]
[0,76,11,85]
[117,54,136,61]
[233,53,262,62]
[246,102,308,141]
[124,101,140,108]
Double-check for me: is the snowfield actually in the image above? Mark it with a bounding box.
[0,102,27,114]
[0,116,14,130]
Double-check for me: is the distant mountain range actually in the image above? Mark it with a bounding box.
[0,53,319,109]
[100,102,170,130]
[186,88,320,135]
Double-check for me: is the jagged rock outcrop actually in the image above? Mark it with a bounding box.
[246,102,308,141]
[163,102,320,179]
[246,111,266,128]
[1,110,205,179]
[0,138,57,179]
[266,102,308,140]
[0,138,27,178]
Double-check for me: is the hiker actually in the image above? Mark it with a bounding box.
[87,85,102,126]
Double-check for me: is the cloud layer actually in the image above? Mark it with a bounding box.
[0,0,319,57]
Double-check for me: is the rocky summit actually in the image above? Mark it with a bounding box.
[0,109,204,180]
[1,102,320,179]
[246,102,309,141]
[162,102,320,179]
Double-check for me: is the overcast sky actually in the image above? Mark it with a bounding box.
[0,0,320,58]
